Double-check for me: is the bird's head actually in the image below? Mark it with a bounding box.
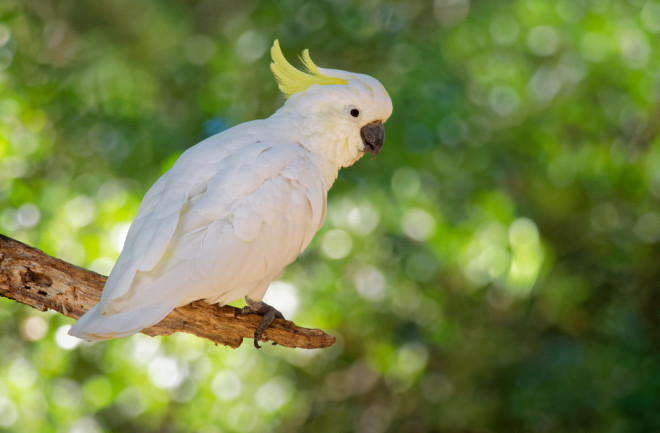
[270,40,393,168]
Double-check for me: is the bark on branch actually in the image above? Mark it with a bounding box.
[0,234,335,349]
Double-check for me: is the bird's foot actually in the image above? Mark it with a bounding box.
[238,297,284,349]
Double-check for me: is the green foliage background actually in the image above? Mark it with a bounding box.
[2,0,660,432]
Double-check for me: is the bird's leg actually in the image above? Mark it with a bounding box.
[238,296,284,349]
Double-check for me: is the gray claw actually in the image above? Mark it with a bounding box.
[241,297,284,349]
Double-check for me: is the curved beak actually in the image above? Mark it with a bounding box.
[360,121,385,158]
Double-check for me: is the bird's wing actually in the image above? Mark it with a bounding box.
[98,135,327,316]
[98,122,267,304]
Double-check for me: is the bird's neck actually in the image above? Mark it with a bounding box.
[269,109,362,177]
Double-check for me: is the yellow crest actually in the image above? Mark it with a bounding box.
[270,39,348,98]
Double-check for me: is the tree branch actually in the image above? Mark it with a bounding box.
[0,234,335,349]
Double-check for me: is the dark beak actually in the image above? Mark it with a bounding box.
[360,121,385,158]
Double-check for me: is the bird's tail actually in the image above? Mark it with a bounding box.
[68,302,174,342]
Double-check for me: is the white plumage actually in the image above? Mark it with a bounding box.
[69,40,392,341]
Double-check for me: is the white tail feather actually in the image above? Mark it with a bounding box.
[68,303,174,342]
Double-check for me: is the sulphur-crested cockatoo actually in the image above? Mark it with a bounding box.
[69,40,392,346]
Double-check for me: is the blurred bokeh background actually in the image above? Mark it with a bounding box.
[2,0,660,432]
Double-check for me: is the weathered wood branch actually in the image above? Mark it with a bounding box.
[0,234,335,349]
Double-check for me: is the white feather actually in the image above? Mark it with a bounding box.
[69,123,329,341]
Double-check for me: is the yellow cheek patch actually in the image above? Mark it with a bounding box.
[270,39,348,98]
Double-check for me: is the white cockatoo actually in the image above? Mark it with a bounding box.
[69,40,392,346]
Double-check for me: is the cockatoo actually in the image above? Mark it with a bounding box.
[69,40,392,347]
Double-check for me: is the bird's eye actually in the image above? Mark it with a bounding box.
[350,108,360,118]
